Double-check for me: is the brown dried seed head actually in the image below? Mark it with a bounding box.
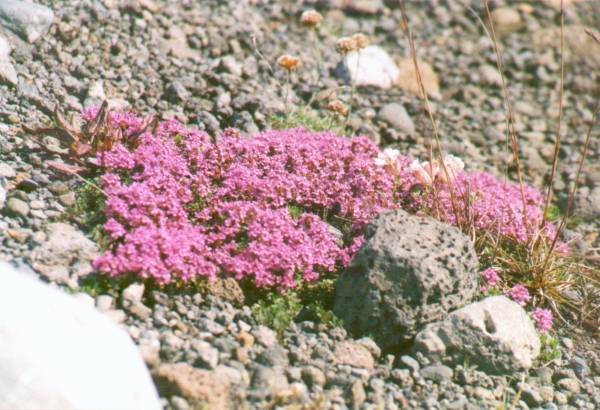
[300,10,323,27]
[277,55,301,71]
[335,37,357,54]
[327,100,348,116]
[352,33,369,50]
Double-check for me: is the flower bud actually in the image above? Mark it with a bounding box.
[327,100,348,116]
[277,54,301,71]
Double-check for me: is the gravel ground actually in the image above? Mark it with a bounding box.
[1,0,599,409]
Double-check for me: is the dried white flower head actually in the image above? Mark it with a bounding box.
[300,10,323,27]
[351,33,369,50]
[335,36,357,54]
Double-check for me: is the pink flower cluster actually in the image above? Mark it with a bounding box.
[480,267,500,292]
[88,108,566,294]
[92,115,396,289]
[396,162,565,247]
[531,307,553,333]
[506,284,531,306]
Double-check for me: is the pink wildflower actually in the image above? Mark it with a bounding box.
[531,307,553,333]
[480,267,500,292]
[90,114,396,289]
[506,284,531,306]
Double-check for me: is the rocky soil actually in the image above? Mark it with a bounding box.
[1,0,600,409]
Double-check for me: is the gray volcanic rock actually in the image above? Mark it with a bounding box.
[334,209,479,350]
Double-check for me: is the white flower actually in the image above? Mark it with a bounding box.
[374,147,401,167]
[408,159,436,185]
[444,154,464,173]
[438,154,464,183]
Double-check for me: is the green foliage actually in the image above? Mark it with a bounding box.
[252,292,303,338]
[73,273,132,298]
[269,106,346,136]
[287,203,305,220]
[66,177,107,247]
[250,277,344,338]
[539,333,562,363]
[545,204,561,222]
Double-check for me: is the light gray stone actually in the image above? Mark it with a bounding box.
[253,325,277,347]
[334,210,479,350]
[0,0,54,43]
[337,45,399,90]
[413,296,540,375]
[250,365,289,396]
[479,64,502,87]
[420,364,453,382]
[122,283,145,306]
[0,262,161,410]
[31,222,98,268]
[491,7,522,35]
[6,197,29,217]
[96,295,115,312]
[0,177,6,210]
[377,103,415,135]
[191,340,219,369]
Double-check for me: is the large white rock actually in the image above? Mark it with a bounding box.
[0,35,17,85]
[413,296,540,375]
[0,0,54,43]
[0,262,162,410]
[337,45,399,90]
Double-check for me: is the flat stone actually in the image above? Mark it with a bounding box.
[96,294,115,312]
[205,277,245,305]
[557,377,581,394]
[123,283,145,306]
[479,64,503,87]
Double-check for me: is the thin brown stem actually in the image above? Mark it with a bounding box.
[545,99,599,269]
[398,0,460,227]
[482,0,529,237]
[542,0,565,228]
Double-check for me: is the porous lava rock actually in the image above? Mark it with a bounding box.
[334,209,478,350]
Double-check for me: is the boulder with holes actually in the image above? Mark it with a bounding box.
[333,209,479,350]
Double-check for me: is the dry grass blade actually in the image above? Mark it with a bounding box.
[585,28,600,45]
[482,0,529,236]
[541,0,565,229]
[397,0,462,226]
[547,100,600,261]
